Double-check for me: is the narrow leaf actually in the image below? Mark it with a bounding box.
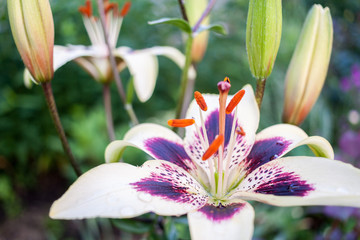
[195,24,227,36]
[149,18,192,34]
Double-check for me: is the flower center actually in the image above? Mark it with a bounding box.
[168,77,246,198]
[78,0,131,47]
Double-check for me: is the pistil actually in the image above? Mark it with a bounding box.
[216,77,231,195]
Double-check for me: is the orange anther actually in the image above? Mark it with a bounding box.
[78,0,92,17]
[168,119,195,128]
[194,91,208,111]
[105,2,118,15]
[120,2,131,17]
[202,135,224,160]
[226,89,245,114]
[236,126,246,136]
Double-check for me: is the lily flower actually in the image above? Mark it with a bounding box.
[25,0,195,102]
[50,78,360,239]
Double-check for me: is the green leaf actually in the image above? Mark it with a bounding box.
[195,24,227,36]
[148,18,192,34]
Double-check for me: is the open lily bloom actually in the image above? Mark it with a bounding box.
[25,0,195,102]
[50,78,360,239]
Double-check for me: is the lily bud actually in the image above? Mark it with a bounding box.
[246,0,282,80]
[185,0,209,63]
[8,0,54,83]
[282,5,333,125]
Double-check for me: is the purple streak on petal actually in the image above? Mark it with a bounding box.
[145,138,192,171]
[131,163,207,204]
[252,166,314,196]
[204,110,234,146]
[198,202,245,222]
[244,137,292,173]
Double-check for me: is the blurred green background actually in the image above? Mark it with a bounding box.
[1,0,360,239]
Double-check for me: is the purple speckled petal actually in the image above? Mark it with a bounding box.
[131,161,207,205]
[50,160,209,219]
[144,137,194,171]
[242,137,293,173]
[242,124,310,174]
[105,124,196,172]
[188,200,254,240]
[232,156,360,207]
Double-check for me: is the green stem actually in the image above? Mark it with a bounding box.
[41,82,81,177]
[103,84,116,141]
[255,78,266,109]
[175,35,193,121]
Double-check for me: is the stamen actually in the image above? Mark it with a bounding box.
[168,119,195,128]
[194,91,207,111]
[105,2,118,15]
[202,134,224,161]
[226,89,245,114]
[120,2,131,17]
[236,126,246,136]
[79,0,92,17]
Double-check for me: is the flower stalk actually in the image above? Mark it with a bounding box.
[42,82,82,177]
[97,0,139,125]
[176,35,193,121]
[255,78,266,108]
[103,84,116,141]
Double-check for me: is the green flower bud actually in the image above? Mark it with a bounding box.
[246,0,282,80]
[8,0,54,83]
[282,5,333,125]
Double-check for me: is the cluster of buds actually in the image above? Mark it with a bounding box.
[8,0,54,83]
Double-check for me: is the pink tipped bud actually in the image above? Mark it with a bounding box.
[8,0,54,83]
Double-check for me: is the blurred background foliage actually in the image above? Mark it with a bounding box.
[0,0,360,239]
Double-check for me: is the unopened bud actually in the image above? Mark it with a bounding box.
[282,5,333,125]
[185,0,209,63]
[8,0,54,83]
[246,0,282,80]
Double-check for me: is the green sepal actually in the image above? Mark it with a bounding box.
[148,18,192,34]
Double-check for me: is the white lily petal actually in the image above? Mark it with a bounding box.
[298,136,334,159]
[53,45,107,71]
[114,47,158,102]
[147,46,196,80]
[233,156,360,207]
[23,68,37,88]
[50,160,208,219]
[255,124,334,159]
[188,200,254,240]
[106,123,191,164]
